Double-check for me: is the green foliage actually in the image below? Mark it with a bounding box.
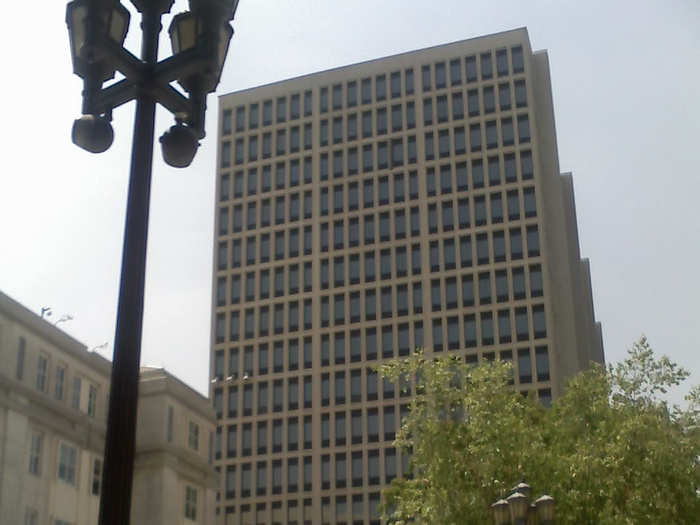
[379,337,700,524]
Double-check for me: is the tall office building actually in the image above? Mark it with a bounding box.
[211,27,603,524]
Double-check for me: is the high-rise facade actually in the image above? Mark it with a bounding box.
[211,27,603,524]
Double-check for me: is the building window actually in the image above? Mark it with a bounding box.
[241,464,252,497]
[524,187,537,217]
[36,354,48,392]
[515,307,529,341]
[461,274,474,307]
[185,486,198,520]
[486,120,498,148]
[28,432,42,476]
[499,82,511,110]
[291,93,300,119]
[446,58,461,86]
[530,264,543,297]
[518,348,532,384]
[87,384,97,418]
[510,228,523,260]
[335,454,347,492]
[498,310,512,344]
[469,123,481,152]
[384,446,397,486]
[431,61,445,88]
[480,52,492,79]
[481,312,494,345]
[423,97,433,126]
[304,90,312,116]
[91,458,102,496]
[419,64,431,93]
[515,79,527,107]
[533,305,547,339]
[483,85,495,113]
[536,346,550,381]
[513,267,526,300]
[167,405,174,442]
[72,377,81,411]
[496,48,508,76]
[344,80,357,108]
[189,421,200,451]
[235,106,245,131]
[357,78,369,105]
[520,150,533,180]
[465,55,477,82]
[225,465,236,498]
[57,443,77,486]
[466,89,479,117]
[16,336,26,380]
[54,365,65,401]
[370,74,385,102]
[464,314,477,347]
[512,45,524,73]
[319,414,330,451]
[518,114,531,143]
[276,96,287,123]
[527,225,540,257]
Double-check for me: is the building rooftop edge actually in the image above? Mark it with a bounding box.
[139,367,214,420]
[0,290,112,374]
[219,26,531,99]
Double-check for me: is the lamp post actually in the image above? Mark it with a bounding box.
[491,481,555,525]
[65,1,239,524]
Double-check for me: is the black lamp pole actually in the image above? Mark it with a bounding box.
[98,4,161,523]
[65,1,239,523]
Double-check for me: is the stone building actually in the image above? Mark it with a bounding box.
[0,290,217,525]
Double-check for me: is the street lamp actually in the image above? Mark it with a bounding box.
[492,481,555,525]
[491,499,510,525]
[65,1,239,524]
[535,495,555,525]
[507,491,530,525]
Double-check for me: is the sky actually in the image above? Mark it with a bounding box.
[1,0,698,400]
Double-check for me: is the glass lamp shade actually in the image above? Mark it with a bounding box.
[169,11,200,55]
[506,492,530,522]
[66,0,130,79]
[106,4,130,45]
[169,10,233,92]
[491,499,510,525]
[214,22,233,81]
[66,0,88,61]
[535,495,555,522]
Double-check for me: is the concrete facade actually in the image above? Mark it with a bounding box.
[0,291,217,525]
[211,28,603,524]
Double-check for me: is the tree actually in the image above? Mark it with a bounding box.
[379,337,700,524]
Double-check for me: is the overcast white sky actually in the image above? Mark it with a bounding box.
[1,0,698,399]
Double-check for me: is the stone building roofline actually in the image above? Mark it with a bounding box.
[139,366,214,423]
[0,290,111,375]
